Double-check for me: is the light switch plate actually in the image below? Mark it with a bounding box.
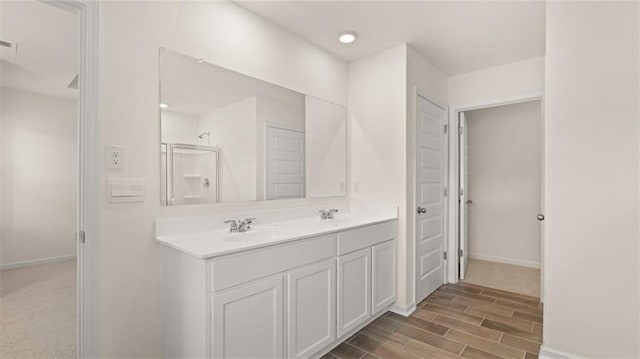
[106,145,124,170]
[107,178,145,203]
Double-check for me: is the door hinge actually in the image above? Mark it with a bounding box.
[459,249,464,258]
[459,188,464,197]
[78,230,86,244]
[443,251,447,260]
[458,126,464,135]
[443,187,448,197]
[443,124,448,134]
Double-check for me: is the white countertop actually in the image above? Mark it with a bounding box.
[155,204,398,259]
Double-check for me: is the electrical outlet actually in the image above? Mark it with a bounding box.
[106,145,124,170]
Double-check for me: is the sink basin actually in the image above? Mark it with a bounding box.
[319,218,355,227]
[221,227,294,242]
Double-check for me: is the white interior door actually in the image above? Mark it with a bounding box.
[266,126,305,200]
[459,112,470,279]
[415,95,447,302]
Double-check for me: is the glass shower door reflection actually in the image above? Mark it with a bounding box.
[162,144,219,205]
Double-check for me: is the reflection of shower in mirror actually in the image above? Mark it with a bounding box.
[198,131,210,145]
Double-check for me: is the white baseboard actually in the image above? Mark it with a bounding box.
[0,254,77,271]
[469,253,540,269]
[539,345,580,359]
[389,302,416,317]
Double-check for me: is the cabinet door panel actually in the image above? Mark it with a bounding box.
[337,248,370,337]
[287,259,336,358]
[372,240,397,314]
[212,275,284,358]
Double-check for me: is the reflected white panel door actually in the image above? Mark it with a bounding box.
[416,95,447,303]
[266,126,305,200]
[459,112,470,279]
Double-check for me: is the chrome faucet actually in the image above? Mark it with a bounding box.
[224,218,256,233]
[319,209,339,220]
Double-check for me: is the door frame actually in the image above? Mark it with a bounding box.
[412,87,449,308]
[446,92,545,301]
[45,0,102,356]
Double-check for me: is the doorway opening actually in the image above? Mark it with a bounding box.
[456,98,544,298]
[1,0,100,356]
[0,1,78,356]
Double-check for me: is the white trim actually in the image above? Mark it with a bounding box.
[43,0,102,357]
[447,92,544,287]
[468,254,540,269]
[539,346,581,359]
[266,121,305,133]
[389,302,416,317]
[0,254,77,271]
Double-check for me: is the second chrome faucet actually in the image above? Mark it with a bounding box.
[224,218,256,233]
[319,209,339,220]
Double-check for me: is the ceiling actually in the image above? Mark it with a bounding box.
[161,48,304,116]
[236,1,546,76]
[0,1,77,99]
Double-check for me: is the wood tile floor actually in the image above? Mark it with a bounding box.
[324,282,543,359]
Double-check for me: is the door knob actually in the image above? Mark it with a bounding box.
[537,214,545,221]
[417,207,427,214]
[466,199,473,205]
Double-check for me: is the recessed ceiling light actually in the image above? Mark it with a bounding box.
[339,31,358,44]
[160,103,169,109]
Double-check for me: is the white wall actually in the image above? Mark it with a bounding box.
[0,87,76,266]
[99,1,348,356]
[448,56,544,106]
[349,44,408,306]
[160,110,198,144]
[305,97,347,198]
[544,2,639,357]
[349,44,448,311]
[466,101,542,268]
[199,97,257,203]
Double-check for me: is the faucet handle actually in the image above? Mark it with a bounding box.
[244,218,256,223]
[319,209,339,219]
[224,219,238,233]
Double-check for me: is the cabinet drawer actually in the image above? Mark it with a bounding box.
[337,221,397,256]
[210,234,336,292]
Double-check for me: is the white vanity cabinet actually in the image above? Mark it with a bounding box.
[212,275,285,358]
[161,219,397,359]
[287,259,336,358]
[337,248,370,337]
[372,240,397,314]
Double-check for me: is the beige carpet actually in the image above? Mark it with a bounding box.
[0,259,77,358]
[462,258,540,297]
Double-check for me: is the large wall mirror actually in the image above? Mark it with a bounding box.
[160,48,347,206]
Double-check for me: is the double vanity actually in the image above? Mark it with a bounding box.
[156,47,398,359]
[156,205,398,358]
